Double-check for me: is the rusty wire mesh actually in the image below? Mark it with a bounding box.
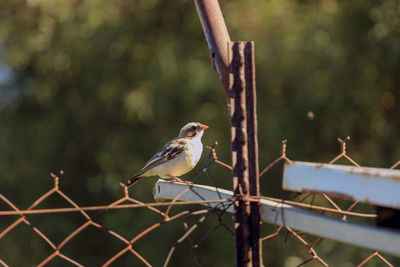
[256,138,398,267]
[0,139,399,266]
[0,143,234,267]
[202,138,398,266]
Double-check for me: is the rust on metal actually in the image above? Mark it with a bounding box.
[230,41,252,266]
[244,41,262,266]
[194,0,231,96]
[229,40,262,266]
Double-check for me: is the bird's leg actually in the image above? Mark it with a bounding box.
[167,175,193,184]
[169,176,183,182]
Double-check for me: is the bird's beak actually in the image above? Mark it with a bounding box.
[199,124,209,130]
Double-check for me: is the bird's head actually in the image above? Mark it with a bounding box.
[178,122,209,139]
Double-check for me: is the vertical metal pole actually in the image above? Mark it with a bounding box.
[194,0,231,95]
[230,41,261,266]
[193,2,261,265]
[245,42,262,266]
[230,41,250,266]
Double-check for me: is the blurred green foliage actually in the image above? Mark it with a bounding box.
[0,0,399,266]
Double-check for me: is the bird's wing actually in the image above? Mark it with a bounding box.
[139,138,186,174]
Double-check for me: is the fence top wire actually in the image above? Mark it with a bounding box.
[0,139,398,266]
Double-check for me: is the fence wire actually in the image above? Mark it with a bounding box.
[0,139,398,266]
[0,143,234,267]
[257,138,396,267]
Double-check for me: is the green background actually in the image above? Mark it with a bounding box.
[0,0,399,266]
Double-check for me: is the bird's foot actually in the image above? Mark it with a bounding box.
[167,176,193,185]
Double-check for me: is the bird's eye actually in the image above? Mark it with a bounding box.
[190,126,196,131]
[186,130,196,137]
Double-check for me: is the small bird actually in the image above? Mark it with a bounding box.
[125,122,209,187]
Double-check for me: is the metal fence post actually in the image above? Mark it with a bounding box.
[194,1,261,265]
[229,41,262,267]
[244,42,261,267]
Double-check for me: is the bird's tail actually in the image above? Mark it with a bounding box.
[125,171,145,187]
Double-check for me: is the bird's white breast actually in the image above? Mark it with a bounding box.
[188,137,203,166]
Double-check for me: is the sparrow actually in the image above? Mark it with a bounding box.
[125,122,209,187]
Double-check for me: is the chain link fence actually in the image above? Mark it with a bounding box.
[1,138,398,266]
[0,142,235,266]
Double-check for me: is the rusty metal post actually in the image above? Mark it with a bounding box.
[194,0,231,96]
[230,41,249,265]
[229,41,262,266]
[194,2,261,265]
[244,42,261,266]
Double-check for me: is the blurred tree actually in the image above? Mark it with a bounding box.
[0,0,399,266]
